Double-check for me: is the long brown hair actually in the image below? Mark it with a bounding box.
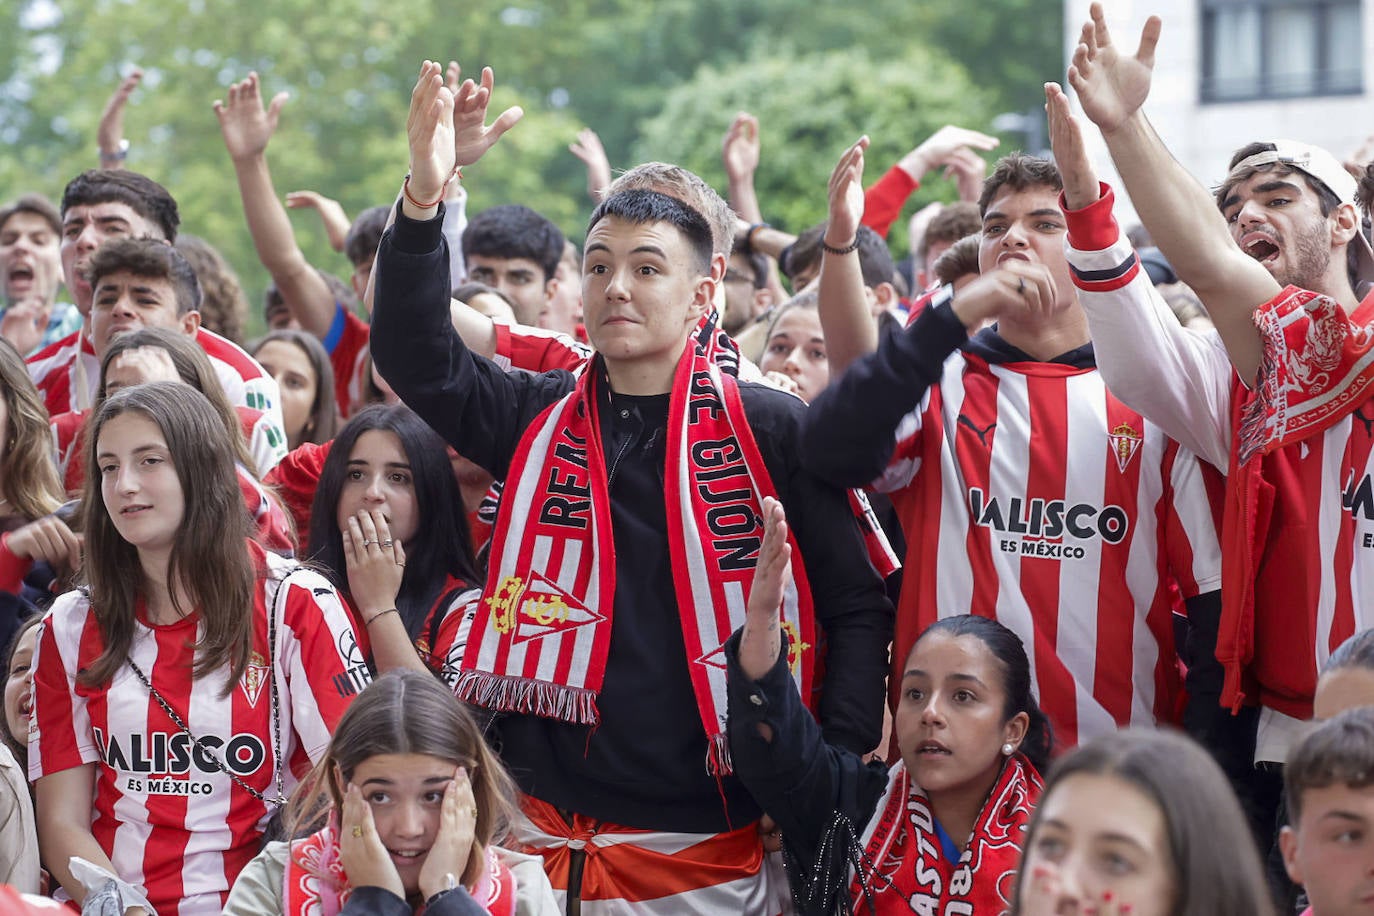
[1012,728,1275,916]
[78,382,253,692]
[0,339,62,519]
[288,670,517,853]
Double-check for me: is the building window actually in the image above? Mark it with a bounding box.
[1201,0,1363,102]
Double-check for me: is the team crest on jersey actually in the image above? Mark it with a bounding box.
[241,651,269,708]
[486,573,603,644]
[1108,422,1143,473]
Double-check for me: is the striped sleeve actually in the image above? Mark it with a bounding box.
[28,594,98,780]
[429,588,483,690]
[1064,185,1235,472]
[1160,442,1224,597]
[272,565,369,770]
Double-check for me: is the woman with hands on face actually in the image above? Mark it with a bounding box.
[225,669,559,916]
[728,498,1050,915]
[307,405,482,684]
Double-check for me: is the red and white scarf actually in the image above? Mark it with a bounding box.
[284,822,516,916]
[1220,286,1374,708]
[852,755,1041,916]
[456,337,818,775]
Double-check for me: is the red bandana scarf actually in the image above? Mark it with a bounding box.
[284,822,516,915]
[851,755,1042,916]
[1219,286,1374,708]
[456,336,818,775]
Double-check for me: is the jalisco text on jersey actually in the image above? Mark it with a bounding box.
[967,488,1130,544]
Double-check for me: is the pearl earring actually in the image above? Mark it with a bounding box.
[1001,743,1014,756]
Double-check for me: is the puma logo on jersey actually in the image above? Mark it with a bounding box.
[1354,406,1374,439]
[957,414,996,447]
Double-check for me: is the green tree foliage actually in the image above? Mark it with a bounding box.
[634,46,996,246]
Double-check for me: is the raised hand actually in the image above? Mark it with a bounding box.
[451,65,523,169]
[569,127,612,202]
[739,497,792,682]
[899,125,999,182]
[722,112,761,182]
[98,68,143,165]
[1045,83,1100,211]
[1068,2,1162,136]
[284,190,351,252]
[826,137,869,248]
[406,60,457,202]
[941,146,989,204]
[339,783,405,898]
[418,767,483,898]
[213,72,288,163]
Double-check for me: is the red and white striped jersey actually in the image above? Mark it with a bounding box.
[28,545,368,916]
[326,306,371,420]
[1065,188,1374,719]
[27,328,285,446]
[876,352,1222,748]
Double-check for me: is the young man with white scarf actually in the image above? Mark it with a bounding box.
[369,61,892,915]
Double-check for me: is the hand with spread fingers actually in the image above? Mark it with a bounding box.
[451,64,523,170]
[570,127,612,202]
[1044,82,1101,211]
[343,509,406,623]
[825,137,869,250]
[1068,1,1162,137]
[213,71,288,164]
[418,766,484,899]
[339,783,406,899]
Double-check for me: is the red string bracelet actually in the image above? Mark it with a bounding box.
[402,166,461,209]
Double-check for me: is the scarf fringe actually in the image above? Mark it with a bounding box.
[455,671,600,725]
[705,731,734,777]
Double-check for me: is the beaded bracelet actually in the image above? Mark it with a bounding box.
[820,236,861,256]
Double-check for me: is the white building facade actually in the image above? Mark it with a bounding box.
[1063,0,1371,223]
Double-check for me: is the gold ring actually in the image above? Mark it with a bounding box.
[468,806,479,819]
[352,825,364,837]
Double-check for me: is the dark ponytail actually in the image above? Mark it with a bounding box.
[917,615,1054,773]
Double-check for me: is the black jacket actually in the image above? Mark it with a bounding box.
[371,206,893,832]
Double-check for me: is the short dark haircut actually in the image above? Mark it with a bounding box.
[86,238,201,315]
[60,169,179,242]
[919,202,981,263]
[783,223,894,291]
[1216,141,1340,218]
[344,205,390,268]
[0,193,60,236]
[978,153,1064,218]
[462,204,565,282]
[931,234,981,287]
[587,189,713,274]
[1286,706,1374,824]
